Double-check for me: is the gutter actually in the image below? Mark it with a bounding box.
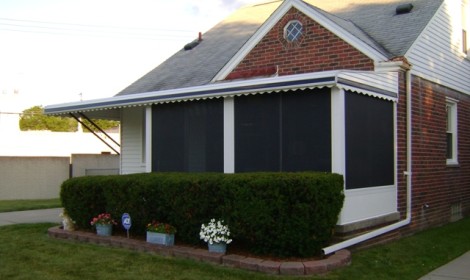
[323,62,412,255]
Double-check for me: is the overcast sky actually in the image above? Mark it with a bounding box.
[0,0,253,110]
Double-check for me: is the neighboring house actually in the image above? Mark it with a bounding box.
[45,0,470,253]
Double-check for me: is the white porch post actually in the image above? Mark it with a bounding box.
[331,87,346,177]
[145,106,152,173]
[331,87,347,225]
[224,97,235,173]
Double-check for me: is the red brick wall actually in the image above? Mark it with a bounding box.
[391,75,470,238]
[225,8,374,80]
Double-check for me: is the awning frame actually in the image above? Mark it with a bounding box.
[45,70,398,117]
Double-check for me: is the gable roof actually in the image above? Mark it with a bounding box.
[117,0,443,97]
[214,0,391,81]
[304,3,391,56]
[117,1,281,96]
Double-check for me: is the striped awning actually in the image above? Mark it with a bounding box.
[45,70,398,119]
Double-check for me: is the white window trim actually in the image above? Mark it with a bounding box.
[446,98,458,165]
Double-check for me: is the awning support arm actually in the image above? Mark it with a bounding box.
[69,113,120,155]
[78,112,120,147]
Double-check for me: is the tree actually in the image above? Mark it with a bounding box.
[19,106,119,132]
[81,118,120,132]
[20,106,77,131]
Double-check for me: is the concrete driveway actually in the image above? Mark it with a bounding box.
[0,208,62,226]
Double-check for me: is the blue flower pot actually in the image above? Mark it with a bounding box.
[208,242,227,253]
[146,232,175,246]
[95,224,112,236]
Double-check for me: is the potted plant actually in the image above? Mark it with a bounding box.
[90,213,117,236]
[199,218,232,253]
[146,221,176,246]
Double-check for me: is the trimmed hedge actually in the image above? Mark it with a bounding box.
[60,172,344,257]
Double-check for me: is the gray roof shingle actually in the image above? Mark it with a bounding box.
[117,1,281,96]
[304,0,444,56]
[118,0,443,96]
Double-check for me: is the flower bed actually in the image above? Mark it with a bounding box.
[48,225,351,276]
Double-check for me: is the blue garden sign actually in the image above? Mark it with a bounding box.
[122,213,131,238]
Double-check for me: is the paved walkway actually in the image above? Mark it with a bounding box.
[419,251,470,280]
[0,209,468,278]
[0,208,62,226]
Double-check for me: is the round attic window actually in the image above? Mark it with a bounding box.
[284,20,303,42]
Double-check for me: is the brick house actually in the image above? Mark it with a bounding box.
[45,0,470,253]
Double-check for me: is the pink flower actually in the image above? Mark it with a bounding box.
[90,213,116,226]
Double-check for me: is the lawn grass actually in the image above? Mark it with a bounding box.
[1,219,470,279]
[0,198,61,213]
[328,217,470,279]
[0,223,276,280]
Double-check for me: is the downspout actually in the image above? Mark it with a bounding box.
[323,64,412,255]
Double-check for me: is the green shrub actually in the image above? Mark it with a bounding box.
[60,176,108,229]
[60,172,344,257]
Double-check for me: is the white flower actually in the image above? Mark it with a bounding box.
[199,218,233,245]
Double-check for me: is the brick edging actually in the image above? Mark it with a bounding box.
[48,226,351,275]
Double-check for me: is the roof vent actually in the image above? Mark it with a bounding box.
[184,40,199,51]
[396,3,413,15]
[184,32,203,51]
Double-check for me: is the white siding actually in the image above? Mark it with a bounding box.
[406,0,470,95]
[338,71,398,95]
[121,107,146,174]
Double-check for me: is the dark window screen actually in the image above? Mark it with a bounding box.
[235,93,280,172]
[282,90,331,171]
[345,92,394,189]
[235,89,331,172]
[152,99,223,172]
